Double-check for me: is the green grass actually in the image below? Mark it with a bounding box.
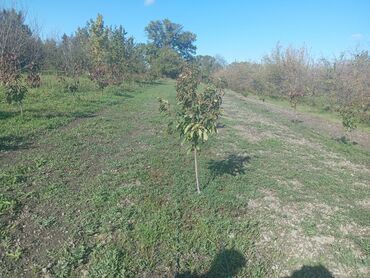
[0,79,267,277]
[0,75,141,152]
[248,92,370,132]
[0,79,369,277]
[220,90,370,276]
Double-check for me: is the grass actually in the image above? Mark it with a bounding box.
[220,90,370,276]
[0,75,139,152]
[0,79,266,277]
[248,92,370,133]
[0,78,369,277]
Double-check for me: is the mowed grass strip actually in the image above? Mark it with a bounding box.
[217,91,370,277]
[0,75,140,154]
[1,80,369,277]
[0,81,266,277]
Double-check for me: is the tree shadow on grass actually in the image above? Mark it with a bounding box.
[24,108,98,120]
[217,122,226,129]
[175,249,246,278]
[284,264,334,278]
[0,135,31,152]
[113,91,135,97]
[139,80,166,85]
[208,154,251,179]
[174,251,334,278]
[291,119,304,123]
[0,110,19,120]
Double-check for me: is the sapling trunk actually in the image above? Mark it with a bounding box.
[294,105,298,122]
[19,102,23,117]
[194,148,200,194]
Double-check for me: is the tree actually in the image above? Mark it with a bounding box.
[124,40,148,80]
[159,66,224,193]
[26,62,41,88]
[88,14,108,66]
[195,55,224,81]
[280,46,311,112]
[0,8,41,115]
[214,62,258,95]
[42,38,61,71]
[145,19,197,59]
[152,47,184,79]
[0,8,41,83]
[5,81,27,116]
[332,50,370,138]
[87,14,110,91]
[107,25,127,83]
[260,45,312,120]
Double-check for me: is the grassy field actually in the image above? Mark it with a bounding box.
[0,80,369,277]
[246,93,370,134]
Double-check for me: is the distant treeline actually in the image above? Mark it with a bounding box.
[1,7,369,130]
[215,44,370,129]
[0,7,226,114]
[0,9,226,83]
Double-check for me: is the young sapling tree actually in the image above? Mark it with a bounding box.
[5,81,28,117]
[1,53,28,116]
[26,62,41,88]
[90,65,109,94]
[159,66,224,193]
[338,105,358,142]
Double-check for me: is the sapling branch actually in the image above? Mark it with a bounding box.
[158,66,224,192]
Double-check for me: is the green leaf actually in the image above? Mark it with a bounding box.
[203,131,208,141]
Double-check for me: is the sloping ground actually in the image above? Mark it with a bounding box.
[240,94,370,150]
[221,90,370,277]
[0,82,369,277]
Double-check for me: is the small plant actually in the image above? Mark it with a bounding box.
[64,79,80,96]
[1,52,29,116]
[159,66,224,193]
[0,194,17,215]
[26,62,41,88]
[6,245,22,261]
[339,105,358,141]
[5,81,28,116]
[89,66,110,93]
[26,73,41,88]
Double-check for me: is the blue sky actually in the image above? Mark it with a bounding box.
[9,0,370,62]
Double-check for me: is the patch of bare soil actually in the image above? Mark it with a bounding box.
[248,189,368,278]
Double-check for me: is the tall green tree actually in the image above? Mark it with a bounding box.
[107,25,127,83]
[195,55,224,81]
[152,47,184,79]
[87,14,110,90]
[88,14,108,67]
[145,19,197,60]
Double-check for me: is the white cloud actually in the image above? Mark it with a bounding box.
[351,33,364,40]
[144,0,155,6]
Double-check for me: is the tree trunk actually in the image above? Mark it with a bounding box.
[294,105,298,122]
[19,102,23,117]
[194,148,200,194]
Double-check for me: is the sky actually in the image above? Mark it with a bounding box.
[3,0,370,63]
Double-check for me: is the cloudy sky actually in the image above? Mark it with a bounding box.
[10,0,370,62]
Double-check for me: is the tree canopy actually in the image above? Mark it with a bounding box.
[145,19,197,59]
